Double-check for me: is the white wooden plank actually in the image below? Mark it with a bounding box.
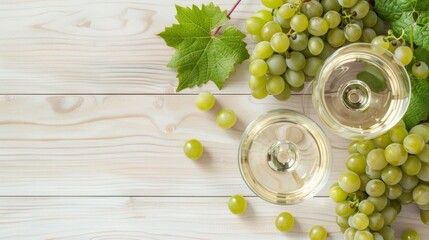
[0,94,349,196]
[0,0,263,94]
[0,197,427,239]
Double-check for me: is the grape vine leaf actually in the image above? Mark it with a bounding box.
[375,0,429,51]
[403,76,429,129]
[158,3,249,92]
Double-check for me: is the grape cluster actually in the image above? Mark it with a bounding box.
[331,121,429,239]
[245,0,388,101]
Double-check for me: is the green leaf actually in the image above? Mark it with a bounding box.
[158,3,249,91]
[375,0,429,50]
[414,47,429,64]
[403,77,429,129]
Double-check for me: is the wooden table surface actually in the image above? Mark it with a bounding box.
[0,0,427,239]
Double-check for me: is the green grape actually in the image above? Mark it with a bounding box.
[366,149,388,171]
[368,212,384,231]
[255,10,273,22]
[371,36,390,50]
[308,37,324,55]
[327,28,346,47]
[366,179,386,197]
[403,134,425,154]
[354,230,374,240]
[324,11,341,29]
[289,32,309,51]
[417,145,429,163]
[330,184,349,202]
[420,209,429,225]
[228,194,247,215]
[373,17,386,35]
[252,87,269,99]
[352,213,369,230]
[309,225,327,240]
[362,10,378,27]
[389,126,408,143]
[261,21,282,41]
[402,229,420,240]
[373,133,392,149]
[275,212,294,232]
[389,199,402,213]
[373,232,384,240]
[245,17,266,35]
[346,153,366,174]
[367,195,388,212]
[344,23,362,42]
[338,171,361,193]
[385,184,402,200]
[399,190,414,205]
[385,143,408,166]
[255,41,274,59]
[267,75,285,95]
[284,69,305,88]
[413,184,429,206]
[274,84,291,101]
[358,200,375,215]
[410,124,429,143]
[249,59,268,77]
[248,75,267,91]
[278,3,296,20]
[290,13,309,32]
[308,17,329,36]
[360,28,376,43]
[379,226,395,240]
[418,162,429,181]
[286,51,306,71]
[348,141,359,154]
[270,32,290,53]
[321,0,341,12]
[216,109,237,129]
[266,54,287,75]
[338,0,358,8]
[381,206,398,225]
[195,92,215,111]
[359,174,371,191]
[337,215,350,228]
[336,201,356,217]
[344,227,357,240]
[302,1,323,19]
[394,46,413,66]
[412,61,429,80]
[350,0,369,19]
[381,165,403,185]
[303,57,324,77]
[261,0,283,8]
[357,140,375,156]
[366,165,382,179]
[183,139,203,160]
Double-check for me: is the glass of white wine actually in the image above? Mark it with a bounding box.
[312,43,411,140]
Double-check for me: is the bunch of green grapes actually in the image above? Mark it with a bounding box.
[330,121,429,239]
[245,0,388,101]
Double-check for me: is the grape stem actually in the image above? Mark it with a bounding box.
[213,0,241,36]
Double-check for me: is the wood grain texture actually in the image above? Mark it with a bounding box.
[0,0,261,94]
[0,197,427,240]
[0,94,349,196]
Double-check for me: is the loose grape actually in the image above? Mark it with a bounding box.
[385,143,408,166]
[412,61,429,80]
[338,171,361,193]
[266,54,287,75]
[394,46,413,66]
[403,134,425,154]
[270,32,290,53]
[195,92,215,111]
[402,229,420,240]
[309,225,327,240]
[254,41,274,59]
[216,109,237,129]
[278,3,296,19]
[286,51,306,71]
[261,21,282,41]
[308,36,324,55]
[245,17,265,35]
[228,194,247,215]
[275,212,294,232]
[290,13,309,32]
[249,59,268,77]
[248,75,267,91]
[267,75,285,95]
[183,139,203,160]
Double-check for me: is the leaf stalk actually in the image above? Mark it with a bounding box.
[213,0,242,35]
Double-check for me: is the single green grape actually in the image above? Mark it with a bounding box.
[385,184,402,200]
[399,173,419,192]
[402,229,420,240]
[302,0,323,18]
[195,92,215,111]
[360,28,376,43]
[381,165,403,185]
[357,140,375,156]
[270,32,290,53]
[350,0,369,19]
[373,17,386,35]
[249,59,268,77]
[216,109,237,129]
[366,179,386,197]
[366,165,382,179]
[324,11,341,29]
[371,36,390,51]
[286,51,306,71]
[373,133,392,149]
[373,232,384,240]
[309,225,327,240]
[338,171,361,193]
[359,174,371,191]
[261,21,282,41]
[346,153,367,174]
[348,141,359,154]
[254,41,274,59]
[366,149,388,171]
[418,145,429,163]
[278,3,296,19]
[336,201,356,217]
[362,10,377,27]
[354,230,373,240]
[245,16,265,35]
[266,75,285,95]
[228,194,247,215]
[248,75,267,91]
[403,134,425,155]
[308,17,329,36]
[412,61,429,80]
[394,46,413,66]
[327,28,346,47]
[252,87,269,99]
[308,36,324,55]
[329,184,348,202]
[275,12,291,28]
[290,13,309,32]
[368,212,384,231]
[358,199,375,215]
[385,143,408,166]
[266,54,287,75]
[183,139,203,160]
[273,83,291,101]
[337,215,349,229]
[289,32,309,51]
[410,124,429,143]
[413,184,429,206]
[352,213,369,230]
[344,23,362,42]
[284,69,305,88]
[275,212,294,232]
[255,9,273,22]
[367,195,388,212]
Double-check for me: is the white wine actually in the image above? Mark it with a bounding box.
[313,43,410,140]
